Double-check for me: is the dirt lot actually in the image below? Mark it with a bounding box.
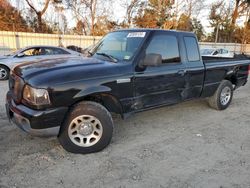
[1,80,250,188]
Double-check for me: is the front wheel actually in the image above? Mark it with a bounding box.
[208,80,233,110]
[58,101,113,154]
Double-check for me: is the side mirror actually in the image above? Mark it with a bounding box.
[16,53,25,58]
[141,53,162,67]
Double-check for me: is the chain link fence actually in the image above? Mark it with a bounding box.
[0,31,102,55]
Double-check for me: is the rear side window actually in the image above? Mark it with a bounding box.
[41,47,70,55]
[184,37,200,62]
[146,34,180,63]
[50,48,70,55]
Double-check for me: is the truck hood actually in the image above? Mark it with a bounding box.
[13,56,125,87]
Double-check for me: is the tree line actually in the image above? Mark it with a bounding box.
[0,0,249,44]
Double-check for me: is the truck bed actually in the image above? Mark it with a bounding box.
[202,54,250,63]
[201,54,250,98]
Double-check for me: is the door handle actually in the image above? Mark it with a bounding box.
[177,70,186,76]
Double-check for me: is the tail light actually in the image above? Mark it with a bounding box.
[248,65,250,75]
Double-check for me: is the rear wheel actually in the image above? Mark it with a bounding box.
[58,101,113,154]
[208,80,233,110]
[0,65,9,80]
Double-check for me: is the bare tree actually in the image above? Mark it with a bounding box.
[83,0,98,35]
[68,0,111,35]
[175,0,204,19]
[67,0,88,35]
[123,0,142,27]
[25,0,51,32]
[208,1,233,42]
[241,6,250,45]
[185,0,204,18]
[172,0,203,29]
[231,0,250,27]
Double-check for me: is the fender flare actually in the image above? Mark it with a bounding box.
[73,85,123,115]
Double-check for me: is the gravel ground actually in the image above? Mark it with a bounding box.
[1,80,250,188]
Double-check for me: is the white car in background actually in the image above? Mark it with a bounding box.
[201,48,234,58]
[0,45,82,80]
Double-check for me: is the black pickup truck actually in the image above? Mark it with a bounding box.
[6,29,250,154]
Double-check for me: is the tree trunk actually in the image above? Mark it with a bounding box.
[91,15,95,35]
[231,0,240,27]
[25,0,50,33]
[37,12,43,32]
[90,0,97,36]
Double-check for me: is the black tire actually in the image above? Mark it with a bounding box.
[0,65,9,80]
[58,101,113,154]
[208,80,233,110]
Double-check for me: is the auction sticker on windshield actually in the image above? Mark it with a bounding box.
[127,32,146,38]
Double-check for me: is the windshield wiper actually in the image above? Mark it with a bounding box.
[96,52,118,63]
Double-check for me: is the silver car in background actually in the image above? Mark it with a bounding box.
[0,45,82,80]
[200,48,234,58]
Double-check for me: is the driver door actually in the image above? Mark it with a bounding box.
[133,32,186,110]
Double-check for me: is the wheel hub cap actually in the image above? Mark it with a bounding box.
[0,68,7,79]
[79,123,93,136]
[220,86,231,105]
[68,115,103,147]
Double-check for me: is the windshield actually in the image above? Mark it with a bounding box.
[6,49,19,56]
[91,31,146,62]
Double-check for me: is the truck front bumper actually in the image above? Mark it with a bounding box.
[5,91,68,137]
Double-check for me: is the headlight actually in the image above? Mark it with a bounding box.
[23,85,50,105]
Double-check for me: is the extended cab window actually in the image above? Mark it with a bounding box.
[146,34,180,64]
[184,37,200,61]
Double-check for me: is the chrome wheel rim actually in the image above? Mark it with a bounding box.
[0,68,7,79]
[220,86,231,105]
[68,115,103,147]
